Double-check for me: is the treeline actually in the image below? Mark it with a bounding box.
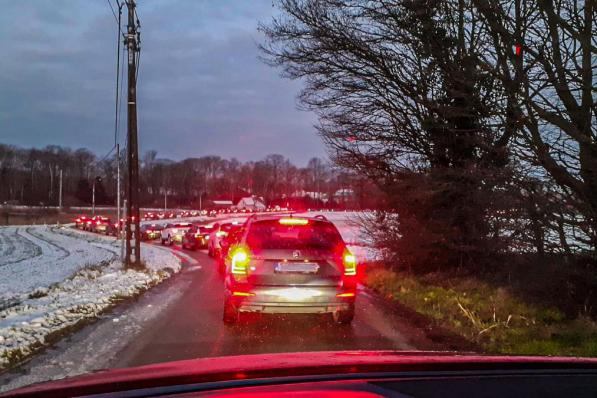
[262,0,597,267]
[0,144,382,210]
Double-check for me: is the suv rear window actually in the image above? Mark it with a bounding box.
[246,219,343,251]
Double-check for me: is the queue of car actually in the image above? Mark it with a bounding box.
[75,210,357,325]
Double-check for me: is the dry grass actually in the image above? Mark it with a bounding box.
[366,268,597,356]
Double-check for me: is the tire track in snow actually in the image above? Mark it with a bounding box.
[0,227,42,267]
[23,227,70,260]
[0,226,115,302]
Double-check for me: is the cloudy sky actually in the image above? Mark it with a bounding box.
[0,0,325,165]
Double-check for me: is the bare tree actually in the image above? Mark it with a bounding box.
[260,0,515,270]
[474,0,597,253]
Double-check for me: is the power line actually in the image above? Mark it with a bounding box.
[106,0,119,26]
[98,144,117,164]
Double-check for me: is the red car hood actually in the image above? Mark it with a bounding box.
[4,351,597,397]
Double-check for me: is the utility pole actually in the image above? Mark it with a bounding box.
[58,169,63,209]
[125,0,141,268]
[92,178,96,216]
[116,143,121,236]
[92,176,101,216]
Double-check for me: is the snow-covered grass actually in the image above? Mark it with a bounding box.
[0,225,182,370]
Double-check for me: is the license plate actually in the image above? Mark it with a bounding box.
[275,262,319,274]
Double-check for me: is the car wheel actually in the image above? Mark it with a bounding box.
[208,246,213,257]
[167,235,173,246]
[223,297,239,324]
[333,304,355,325]
[161,238,166,245]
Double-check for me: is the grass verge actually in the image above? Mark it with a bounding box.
[365,267,597,356]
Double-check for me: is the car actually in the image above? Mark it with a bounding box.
[83,215,104,231]
[91,216,112,234]
[106,219,124,236]
[6,351,597,397]
[221,215,357,324]
[216,224,245,273]
[143,212,157,220]
[207,220,245,258]
[160,222,192,245]
[181,224,215,250]
[5,352,597,397]
[140,224,163,241]
[74,215,89,229]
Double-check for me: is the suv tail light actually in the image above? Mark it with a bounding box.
[231,248,250,275]
[343,252,357,276]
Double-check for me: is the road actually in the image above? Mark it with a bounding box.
[0,241,451,392]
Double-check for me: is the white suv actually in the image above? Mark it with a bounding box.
[160,222,192,246]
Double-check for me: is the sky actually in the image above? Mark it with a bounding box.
[0,0,325,165]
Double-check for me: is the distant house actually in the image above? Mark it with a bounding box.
[334,188,354,199]
[235,196,266,211]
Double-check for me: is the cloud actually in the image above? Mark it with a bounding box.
[0,0,324,165]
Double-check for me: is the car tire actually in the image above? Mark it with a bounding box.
[161,237,166,245]
[223,297,239,324]
[167,236,173,246]
[333,304,355,325]
[208,246,213,257]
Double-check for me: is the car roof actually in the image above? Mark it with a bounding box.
[247,214,330,224]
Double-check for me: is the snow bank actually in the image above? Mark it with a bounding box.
[0,226,182,370]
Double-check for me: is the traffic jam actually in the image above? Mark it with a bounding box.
[72,210,359,325]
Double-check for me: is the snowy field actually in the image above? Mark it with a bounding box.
[0,225,183,370]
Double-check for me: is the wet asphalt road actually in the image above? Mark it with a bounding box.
[1,241,447,392]
[111,243,417,367]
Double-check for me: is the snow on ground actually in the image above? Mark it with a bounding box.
[0,226,115,305]
[0,225,182,370]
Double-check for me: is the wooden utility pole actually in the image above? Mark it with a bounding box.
[125,0,141,268]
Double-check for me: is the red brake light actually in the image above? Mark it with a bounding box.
[279,218,309,226]
[343,252,357,276]
[231,248,250,275]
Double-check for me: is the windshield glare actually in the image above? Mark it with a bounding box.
[246,220,342,251]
